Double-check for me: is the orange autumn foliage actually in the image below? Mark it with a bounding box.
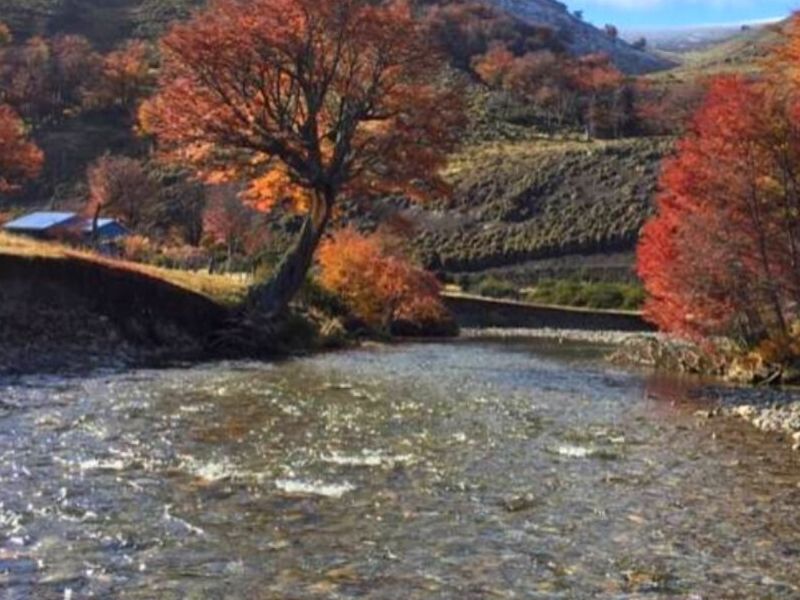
[140,0,463,210]
[472,45,628,136]
[140,0,464,316]
[0,104,43,193]
[318,228,451,333]
[93,40,154,112]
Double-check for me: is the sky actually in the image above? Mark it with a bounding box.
[573,0,795,30]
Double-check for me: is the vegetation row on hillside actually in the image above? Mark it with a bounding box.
[413,138,668,274]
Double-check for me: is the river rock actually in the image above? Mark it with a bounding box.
[723,401,800,450]
[502,493,538,513]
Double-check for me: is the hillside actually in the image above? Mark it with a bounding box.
[649,20,786,81]
[489,0,674,73]
[0,0,674,70]
[0,0,201,48]
[405,137,670,282]
[0,0,734,292]
[622,22,775,54]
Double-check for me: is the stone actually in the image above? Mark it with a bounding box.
[502,493,538,513]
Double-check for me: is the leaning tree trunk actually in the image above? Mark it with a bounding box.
[247,192,332,320]
[91,204,103,248]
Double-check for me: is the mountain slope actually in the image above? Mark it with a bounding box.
[0,0,674,72]
[404,138,670,281]
[0,0,201,49]
[645,20,786,82]
[489,0,674,73]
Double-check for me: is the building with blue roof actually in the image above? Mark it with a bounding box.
[81,218,130,240]
[3,212,81,238]
[3,211,129,242]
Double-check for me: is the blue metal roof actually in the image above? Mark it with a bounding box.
[82,219,129,239]
[3,212,79,231]
[81,218,121,232]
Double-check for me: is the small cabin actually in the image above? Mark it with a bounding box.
[3,211,129,242]
[2,212,83,239]
[82,218,130,240]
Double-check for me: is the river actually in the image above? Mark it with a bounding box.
[1,339,799,598]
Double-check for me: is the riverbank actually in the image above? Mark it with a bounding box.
[460,327,657,345]
[0,233,345,376]
[0,259,355,376]
[464,329,800,451]
[611,335,800,450]
[0,234,454,376]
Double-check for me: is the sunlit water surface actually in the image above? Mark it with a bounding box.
[1,339,799,599]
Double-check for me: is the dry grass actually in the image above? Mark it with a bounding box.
[646,24,784,83]
[444,137,614,179]
[0,232,249,307]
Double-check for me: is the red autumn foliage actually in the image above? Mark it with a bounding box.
[318,227,452,333]
[637,62,800,342]
[0,29,151,124]
[0,34,102,123]
[635,78,708,136]
[0,103,43,192]
[422,0,563,71]
[473,45,630,137]
[141,0,464,316]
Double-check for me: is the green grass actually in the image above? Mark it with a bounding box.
[460,274,646,311]
[526,279,645,311]
[470,276,519,300]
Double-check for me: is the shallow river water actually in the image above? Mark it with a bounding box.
[1,339,800,599]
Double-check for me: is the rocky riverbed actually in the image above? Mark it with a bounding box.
[1,339,798,598]
[460,327,658,345]
[694,387,800,452]
[467,330,800,451]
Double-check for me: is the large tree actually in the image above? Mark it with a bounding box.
[141,0,463,318]
[637,65,800,343]
[0,104,43,193]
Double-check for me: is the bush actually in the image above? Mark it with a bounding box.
[122,235,155,263]
[527,279,645,310]
[577,283,625,309]
[472,276,519,299]
[297,277,350,319]
[318,228,454,336]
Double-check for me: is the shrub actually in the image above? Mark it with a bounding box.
[577,283,625,309]
[473,276,519,299]
[122,235,155,263]
[527,279,645,310]
[318,227,454,336]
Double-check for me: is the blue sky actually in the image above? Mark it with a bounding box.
[573,0,795,30]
